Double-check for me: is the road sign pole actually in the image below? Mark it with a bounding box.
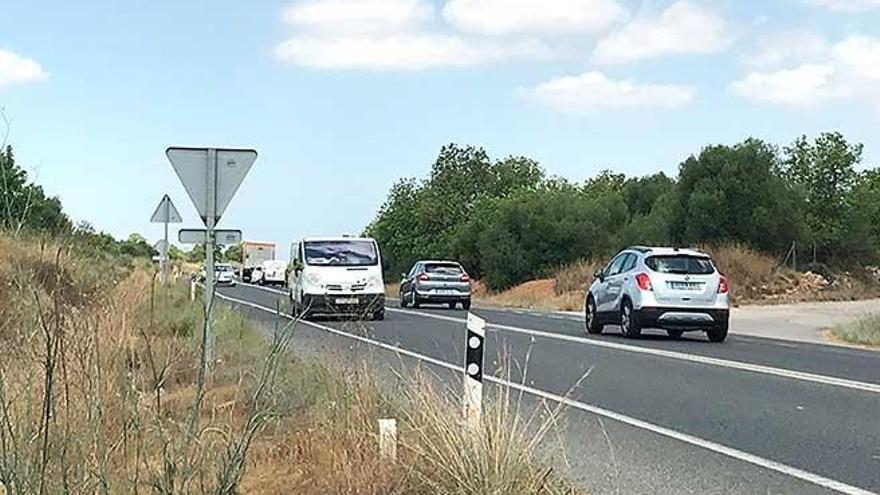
[161,220,169,285]
[204,148,217,369]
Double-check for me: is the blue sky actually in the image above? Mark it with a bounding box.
[2,0,880,257]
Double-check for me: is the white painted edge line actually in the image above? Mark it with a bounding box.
[212,290,876,495]
[233,283,880,394]
[385,307,880,395]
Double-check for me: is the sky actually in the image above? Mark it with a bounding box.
[2,0,880,257]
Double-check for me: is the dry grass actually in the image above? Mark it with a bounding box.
[701,244,782,303]
[830,315,880,348]
[476,279,583,312]
[0,233,584,494]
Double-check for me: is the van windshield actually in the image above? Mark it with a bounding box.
[645,255,715,275]
[304,241,378,267]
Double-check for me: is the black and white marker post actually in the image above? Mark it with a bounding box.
[463,312,486,431]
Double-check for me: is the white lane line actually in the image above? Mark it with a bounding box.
[230,283,880,395]
[213,291,876,495]
[387,307,880,395]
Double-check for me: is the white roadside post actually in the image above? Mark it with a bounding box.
[378,418,398,463]
[463,312,486,432]
[149,194,182,285]
[166,147,256,370]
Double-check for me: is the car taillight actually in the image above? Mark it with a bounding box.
[460,274,470,283]
[635,273,652,291]
[718,275,729,294]
[418,273,429,282]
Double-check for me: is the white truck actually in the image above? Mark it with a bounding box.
[287,236,385,320]
[240,241,275,283]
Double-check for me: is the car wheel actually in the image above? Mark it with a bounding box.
[411,291,421,308]
[620,300,641,338]
[462,299,472,310]
[447,302,457,310]
[707,321,729,343]
[666,329,684,339]
[400,291,409,307]
[585,297,603,334]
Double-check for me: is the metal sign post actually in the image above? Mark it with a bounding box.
[464,312,486,432]
[150,195,182,285]
[166,147,257,369]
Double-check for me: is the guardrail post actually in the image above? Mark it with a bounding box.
[463,312,485,432]
[190,277,196,302]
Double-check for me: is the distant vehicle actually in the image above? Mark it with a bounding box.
[399,260,471,310]
[252,259,287,286]
[241,241,275,283]
[585,247,730,342]
[198,263,237,286]
[287,237,385,320]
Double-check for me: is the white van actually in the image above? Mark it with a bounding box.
[288,237,385,320]
[252,259,288,286]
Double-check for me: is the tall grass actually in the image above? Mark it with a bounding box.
[831,315,880,347]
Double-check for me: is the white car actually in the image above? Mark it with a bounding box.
[288,236,385,320]
[585,247,730,342]
[253,260,287,286]
[199,263,237,286]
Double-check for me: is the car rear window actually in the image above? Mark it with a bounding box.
[425,263,463,275]
[645,255,715,275]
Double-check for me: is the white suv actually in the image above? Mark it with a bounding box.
[585,247,730,342]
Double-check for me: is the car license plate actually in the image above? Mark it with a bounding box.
[335,297,358,305]
[436,289,456,295]
[668,281,702,290]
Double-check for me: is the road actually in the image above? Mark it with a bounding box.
[215,282,880,495]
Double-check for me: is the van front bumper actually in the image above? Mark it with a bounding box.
[301,293,385,315]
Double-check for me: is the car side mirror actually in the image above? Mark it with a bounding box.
[401,273,408,280]
[594,270,605,282]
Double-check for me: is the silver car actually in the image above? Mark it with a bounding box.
[399,260,472,310]
[585,247,730,342]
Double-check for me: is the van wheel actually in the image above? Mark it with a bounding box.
[707,321,728,343]
[373,309,385,321]
[585,297,603,334]
[620,300,641,338]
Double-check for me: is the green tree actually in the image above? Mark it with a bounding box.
[119,233,157,259]
[0,145,70,233]
[782,132,863,260]
[224,243,243,263]
[673,138,804,252]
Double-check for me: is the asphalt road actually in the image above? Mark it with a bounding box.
[215,282,880,495]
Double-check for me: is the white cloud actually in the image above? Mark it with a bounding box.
[275,34,551,70]
[0,49,48,89]
[592,1,731,65]
[741,30,829,69]
[732,34,880,108]
[522,71,696,111]
[833,35,880,80]
[442,0,627,36]
[803,0,880,12]
[730,63,846,107]
[282,0,433,34]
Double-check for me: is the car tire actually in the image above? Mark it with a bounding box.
[666,329,684,339]
[707,321,729,343]
[448,302,457,310]
[400,291,409,308]
[585,297,603,334]
[411,291,421,308]
[620,300,641,338]
[462,299,472,310]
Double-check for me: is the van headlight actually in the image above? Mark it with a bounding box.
[367,273,384,292]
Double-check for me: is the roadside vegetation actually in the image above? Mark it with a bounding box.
[367,134,880,302]
[831,315,880,348]
[0,230,582,493]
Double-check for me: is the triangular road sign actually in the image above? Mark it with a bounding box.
[166,147,257,224]
[150,194,183,223]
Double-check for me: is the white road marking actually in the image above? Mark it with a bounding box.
[213,290,877,495]
[236,282,880,394]
[386,307,880,395]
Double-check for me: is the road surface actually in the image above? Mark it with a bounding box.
[215,282,880,495]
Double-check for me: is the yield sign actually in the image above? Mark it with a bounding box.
[150,194,183,223]
[166,147,257,224]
